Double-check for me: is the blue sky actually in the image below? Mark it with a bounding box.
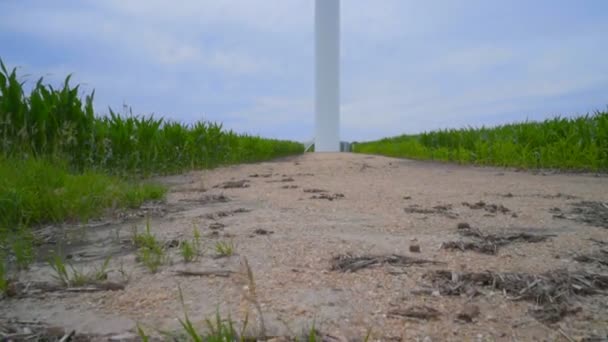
[1,1,607,141]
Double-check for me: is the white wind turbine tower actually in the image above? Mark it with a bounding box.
[315,0,340,152]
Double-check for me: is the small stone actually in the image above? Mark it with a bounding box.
[409,244,421,253]
[457,304,480,322]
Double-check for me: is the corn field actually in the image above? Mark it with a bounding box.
[0,60,304,175]
[353,112,608,171]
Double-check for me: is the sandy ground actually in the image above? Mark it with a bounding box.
[2,153,608,341]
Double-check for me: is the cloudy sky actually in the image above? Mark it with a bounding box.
[1,1,607,141]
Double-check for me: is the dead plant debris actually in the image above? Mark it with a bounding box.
[280,185,298,189]
[552,201,608,229]
[421,269,608,323]
[0,320,136,342]
[249,173,272,178]
[441,227,554,255]
[497,192,579,200]
[303,188,327,193]
[10,281,125,298]
[589,238,608,246]
[173,269,232,277]
[403,204,458,219]
[178,194,230,204]
[204,208,251,220]
[213,179,250,189]
[574,249,608,267]
[311,193,344,201]
[528,303,582,324]
[330,254,443,273]
[209,222,225,230]
[267,177,295,183]
[462,201,510,214]
[388,306,441,320]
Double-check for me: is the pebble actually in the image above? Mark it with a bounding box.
[409,244,421,253]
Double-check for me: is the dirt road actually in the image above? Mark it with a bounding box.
[2,153,608,341]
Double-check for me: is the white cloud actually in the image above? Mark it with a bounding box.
[1,1,607,141]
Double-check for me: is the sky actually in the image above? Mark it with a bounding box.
[1,0,607,142]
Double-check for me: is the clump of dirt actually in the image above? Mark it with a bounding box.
[462,201,510,214]
[574,250,608,267]
[204,208,251,220]
[441,227,554,255]
[388,306,441,320]
[552,201,608,228]
[404,204,458,219]
[252,228,273,236]
[213,179,250,189]
[330,254,443,273]
[456,304,480,323]
[457,222,471,229]
[421,269,608,323]
[311,193,344,201]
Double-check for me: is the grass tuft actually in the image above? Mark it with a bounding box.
[180,227,202,263]
[133,219,167,273]
[48,254,111,287]
[215,240,236,257]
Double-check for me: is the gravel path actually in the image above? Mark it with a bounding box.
[2,153,608,341]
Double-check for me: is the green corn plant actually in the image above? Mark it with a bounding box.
[354,111,608,172]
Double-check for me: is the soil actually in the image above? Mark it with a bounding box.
[2,153,608,341]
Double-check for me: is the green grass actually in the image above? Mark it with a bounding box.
[0,157,165,229]
[214,240,236,257]
[48,254,111,287]
[0,157,164,283]
[353,112,608,171]
[133,220,167,273]
[0,256,7,294]
[180,228,202,263]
